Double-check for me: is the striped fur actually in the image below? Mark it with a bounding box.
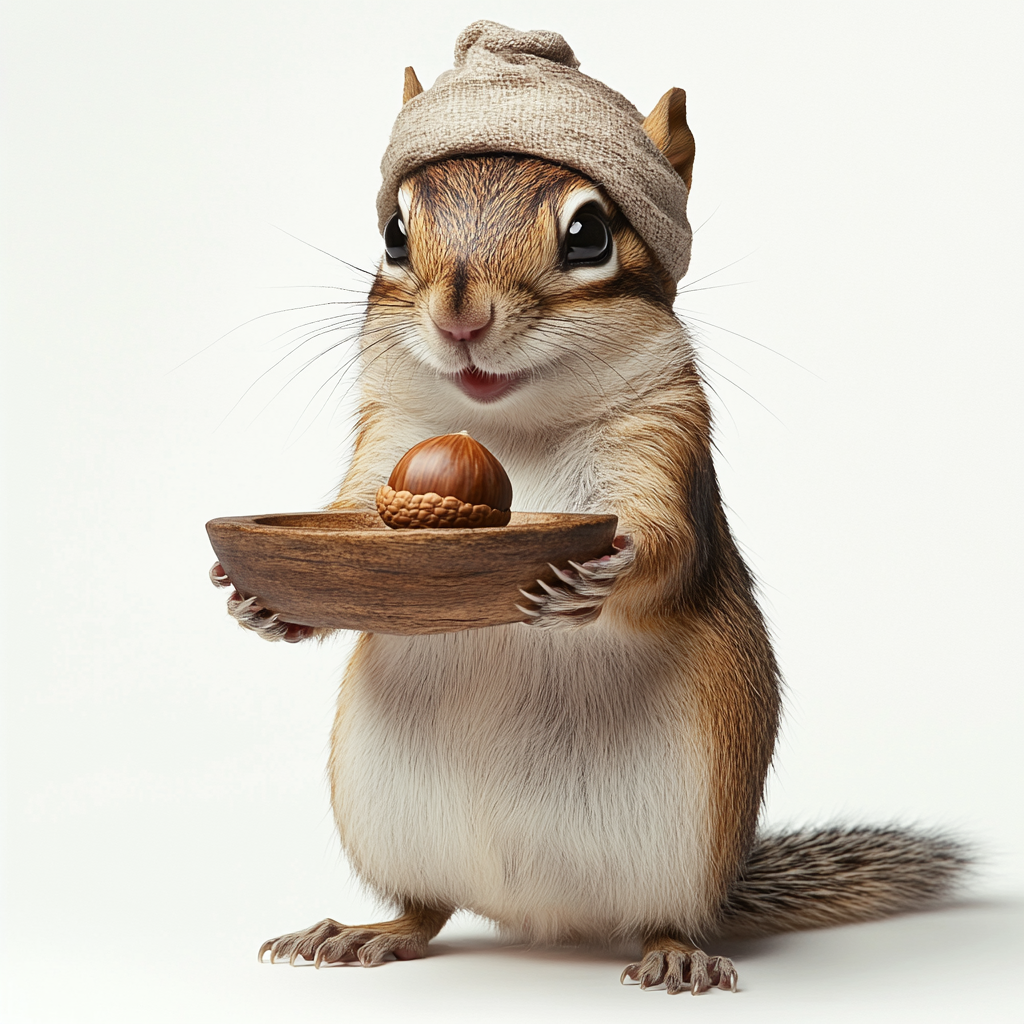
[252,152,970,982]
[322,155,782,946]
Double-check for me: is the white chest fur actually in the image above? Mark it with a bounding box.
[329,621,718,943]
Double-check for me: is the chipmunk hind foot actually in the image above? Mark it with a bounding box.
[621,935,738,995]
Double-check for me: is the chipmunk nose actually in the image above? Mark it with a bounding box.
[430,308,493,344]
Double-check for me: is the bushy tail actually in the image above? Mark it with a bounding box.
[718,826,972,938]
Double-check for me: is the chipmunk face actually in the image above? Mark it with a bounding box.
[365,155,680,421]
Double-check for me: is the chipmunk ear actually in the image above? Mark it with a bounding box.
[403,66,424,104]
[642,88,695,191]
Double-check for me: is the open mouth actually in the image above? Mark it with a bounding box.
[451,365,525,403]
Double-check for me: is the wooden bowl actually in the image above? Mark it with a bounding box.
[206,511,618,635]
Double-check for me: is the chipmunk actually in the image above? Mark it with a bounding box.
[211,23,969,995]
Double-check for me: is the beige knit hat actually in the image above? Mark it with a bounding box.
[377,21,694,281]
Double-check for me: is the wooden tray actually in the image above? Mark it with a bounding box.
[206,511,618,635]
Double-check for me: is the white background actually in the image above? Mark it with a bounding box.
[2,2,1022,1021]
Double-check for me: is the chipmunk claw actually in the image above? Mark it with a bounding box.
[566,559,600,580]
[549,563,580,586]
[621,952,670,990]
[535,579,564,598]
[210,562,231,587]
[212,561,317,642]
[723,961,739,992]
[312,928,371,967]
[262,916,435,969]
[318,927,429,967]
[519,535,634,629]
[261,918,346,966]
[620,946,738,995]
[227,591,290,641]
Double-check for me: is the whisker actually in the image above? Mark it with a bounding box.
[248,324,412,432]
[698,360,785,425]
[676,312,821,378]
[676,281,752,294]
[168,299,373,373]
[527,336,607,398]
[271,312,406,355]
[685,334,752,375]
[691,205,720,235]
[229,327,361,431]
[285,355,365,444]
[335,332,417,405]
[263,284,371,295]
[271,225,378,279]
[675,251,757,292]
[522,327,635,399]
[699,374,741,436]
[266,314,366,353]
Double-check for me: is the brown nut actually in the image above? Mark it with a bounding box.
[376,432,512,529]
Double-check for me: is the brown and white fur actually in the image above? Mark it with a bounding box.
[214,83,969,994]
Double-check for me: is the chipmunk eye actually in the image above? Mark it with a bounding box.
[564,205,612,266]
[383,212,409,261]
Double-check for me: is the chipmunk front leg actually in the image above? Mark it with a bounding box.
[209,562,320,643]
[259,901,452,967]
[517,535,634,628]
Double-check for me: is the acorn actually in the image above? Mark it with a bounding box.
[376,432,513,529]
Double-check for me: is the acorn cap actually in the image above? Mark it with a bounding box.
[376,432,513,530]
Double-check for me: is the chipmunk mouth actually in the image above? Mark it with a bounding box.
[451,365,526,403]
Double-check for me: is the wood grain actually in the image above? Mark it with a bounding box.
[206,511,618,635]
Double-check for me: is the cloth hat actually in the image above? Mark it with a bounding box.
[377,21,692,281]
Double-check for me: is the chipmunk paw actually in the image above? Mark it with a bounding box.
[259,918,429,967]
[210,562,232,587]
[621,946,738,996]
[517,535,634,630]
[211,561,316,642]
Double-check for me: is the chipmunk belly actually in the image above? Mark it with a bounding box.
[329,623,720,942]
